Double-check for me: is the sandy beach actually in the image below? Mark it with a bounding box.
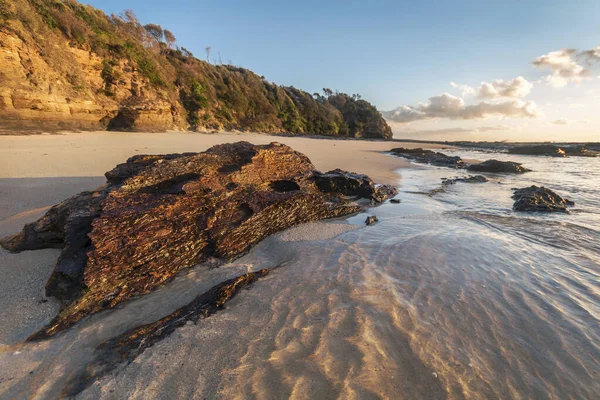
[1,132,598,399]
[0,132,444,398]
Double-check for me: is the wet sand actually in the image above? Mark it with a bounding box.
[0,131,446,398]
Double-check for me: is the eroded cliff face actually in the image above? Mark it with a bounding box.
[0,0,392,138]
[0,26,185,132]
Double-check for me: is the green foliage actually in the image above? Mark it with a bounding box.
[8,0,392,138]
[191,82,209,108]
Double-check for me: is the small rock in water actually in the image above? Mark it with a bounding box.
[365,215,378,225]
[512,185,574,213]
[467,159,531,174]
[390,198,401,204]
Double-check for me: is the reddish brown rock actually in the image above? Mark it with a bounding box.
[1,142,396,339]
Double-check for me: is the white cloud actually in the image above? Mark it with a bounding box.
[551,119,568,125]
[532,48,593,87]
[450,82,476,97]
[548,119,589,125]
[477,76,533,99]
[451,77,533,99]
[384,93,540,123]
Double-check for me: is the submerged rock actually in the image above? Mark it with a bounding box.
[443,175,488,184]
[417,175,488,197]
[61,268,272,397]
[1,142,396,340]
[390,199,401,204]
[390,147,465,168]
[365,215,379,225]
[467,159,531,174]
[512,185,574,212]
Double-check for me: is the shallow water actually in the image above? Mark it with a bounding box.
[1,152,599,399]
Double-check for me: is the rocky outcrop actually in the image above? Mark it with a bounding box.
[512,186,574,213]
[391,148,532,174]
[467,160,531,174]
[563,146,599,157]
[508,145,566,157]
[390,148,464,168]
[314,169,398,204]
[1,142,396,339]
[0,27,185,132]
[508,145,598,157]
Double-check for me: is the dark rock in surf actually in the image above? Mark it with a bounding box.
[390,147,465,168]
[443,175,488,184]
[416,174,488,197]
[512,185,574,212]
[390,199,401,204]
[467,159,531,174]
[508,145,567,157]
[562,146,599,157]
[1,142,396,340]
[314,169,398,204]
[508,144,598,157]
[365,215,378,225]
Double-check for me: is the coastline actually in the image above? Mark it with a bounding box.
[0,131,443,345]
[0,130,453,185]
[0,131,441,397]
[1,133,598,399]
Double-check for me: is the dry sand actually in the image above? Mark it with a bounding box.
[0,131,447,398]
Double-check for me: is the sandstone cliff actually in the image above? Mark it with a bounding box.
[0,0,392,138]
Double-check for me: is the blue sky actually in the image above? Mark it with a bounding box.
[85,0,600,141]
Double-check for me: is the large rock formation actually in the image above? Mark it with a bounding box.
[1,142,396,339]
[512,186,574,213]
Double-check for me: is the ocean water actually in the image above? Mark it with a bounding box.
[1,150,599,399]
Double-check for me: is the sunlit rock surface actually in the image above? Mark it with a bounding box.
[1,142,396,339]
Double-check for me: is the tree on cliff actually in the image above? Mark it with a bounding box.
[163,29,176,48]
[144,23,163,42]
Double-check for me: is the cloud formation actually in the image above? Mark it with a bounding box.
[384,93,540,123]
[477,76,533,99]
[532,48,593,87]
[449,82,476,97]
[551,119,568,125]
[450,76,533,99]
[581,45,600,62]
